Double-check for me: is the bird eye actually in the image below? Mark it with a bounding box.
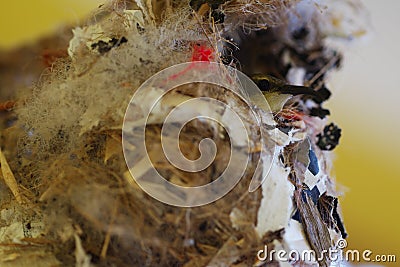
[258,79,270,91]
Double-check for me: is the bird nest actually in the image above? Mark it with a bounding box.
[0,0,367,266]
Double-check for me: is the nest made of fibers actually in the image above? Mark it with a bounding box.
[0,0,366,266]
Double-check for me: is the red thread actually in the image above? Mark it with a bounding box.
[278,109,304,121]
[163,44,214,84]
[191,44,213,62]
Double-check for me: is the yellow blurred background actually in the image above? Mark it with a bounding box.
[0,0,398,266]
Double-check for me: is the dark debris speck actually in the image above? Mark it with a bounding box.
[317,123,341,151]
[91,37,128,55]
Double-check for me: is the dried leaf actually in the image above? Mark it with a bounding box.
[0,247,60,267]
[135,0,155,22]
[207,237,241,267]
[0,149,22,204]
[104,134,121,163]
[295,189,331,267]
[74,234,92,267]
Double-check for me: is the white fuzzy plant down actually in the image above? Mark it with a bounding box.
[0,0,369,266]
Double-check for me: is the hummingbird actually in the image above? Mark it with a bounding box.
[251,74,323,113]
